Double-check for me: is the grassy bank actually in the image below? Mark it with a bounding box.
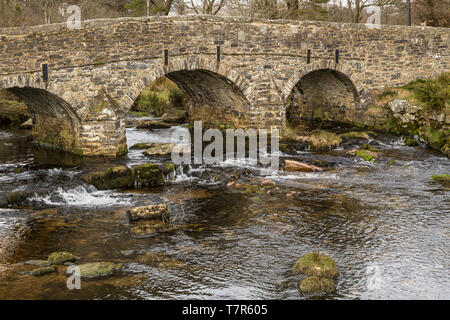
[0,90,30,125]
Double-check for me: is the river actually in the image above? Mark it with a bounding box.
[0,119,449,299]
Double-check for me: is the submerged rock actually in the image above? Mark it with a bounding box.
[299,276,336,294]
[142,143,176,156]
[130,222,168,237]
[69,262,122,278]
[24,260,50,267]
[5,191,35,206]
[284,160,323,172]
[127,203,170,222]
[31,266,56,276]
[293,253,339,279]
[47,252,79,264]
[81,165,134,190]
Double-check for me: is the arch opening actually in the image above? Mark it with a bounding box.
[286,69,360,129]
[131,69,252,128]
[0,87,81,153]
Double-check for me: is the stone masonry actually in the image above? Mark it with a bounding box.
[0,15,448,156]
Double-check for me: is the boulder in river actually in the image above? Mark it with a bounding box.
[293,252,339,279]
[161,110,187,124]
[31,266,56,276]
[142,143,176,156]
[136,120,172,130]
[299,276,336,294]
[127,203,170,222]
[25,260,50,267]
[284,160,323,172]
[132,163,175,187]
[5,191,35,206]
[47,251,79,264]
[68,262,122,278]
[81,165,134,190]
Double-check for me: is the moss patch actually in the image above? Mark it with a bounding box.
[81,166,134,190]
[356,150,376,162]
[299,276,336,294]
[309,130,342,151]
[430,174,450,184]
[293,253,339,279]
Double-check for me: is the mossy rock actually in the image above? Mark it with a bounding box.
[47,251,79,264]
[130,143,154,150]
[132,163,175,187]
[293,253,339,279]
[70,262,122,278]
[31,266,56,276]
[339,132,369,140]
[81,166,134,190]
[309,130,342,151]
[279,143,296,154]
[127,203,170,222]
[142,143,176,156]
[430,174,450,185]
[24,260,50,267]
[136,120,172,130]
[6,191,35,205]
[242,184,260,194]
[299,276,336,294]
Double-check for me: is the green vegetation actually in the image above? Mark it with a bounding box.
[299,276,336,294]
[361,144,378,152]
[309,130,342,151]
[293,252,339,279]
[356,150,376,162]
[430,174,450,184]
[406,73,450,112]
[81,166,135,190]
[131,77,187,117]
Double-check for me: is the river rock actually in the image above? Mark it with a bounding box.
[31,266,56,276]
[143,143,176,156]
[24,260,50,267]
[299,276,336,294]
[5,191,35,205]
[293,253,339,279]
[130,222,167,237]
[136,120,172,130]
[47,251,79,264]
[161,110,187,124]
[69,262,122,278]
[130,143,154,150]
[387,99,422,124]
[132,163,175,187]
[81,165,134,190]
[127,203,170,222]
[284,160,323,172]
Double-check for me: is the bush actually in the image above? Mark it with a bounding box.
[404,73,449,112]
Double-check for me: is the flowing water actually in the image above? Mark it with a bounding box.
[0,120,449,300]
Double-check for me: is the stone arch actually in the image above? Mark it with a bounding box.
[0,73,82,152]
[284,63,361,127]
[123,56,254,127]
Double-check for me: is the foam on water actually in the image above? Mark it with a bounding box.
[31,185,132,207]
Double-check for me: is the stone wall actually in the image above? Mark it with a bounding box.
[0,15,448,155]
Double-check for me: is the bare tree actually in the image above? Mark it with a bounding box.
[186,0,227,14]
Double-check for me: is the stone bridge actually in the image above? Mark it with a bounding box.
[0,15,448,156]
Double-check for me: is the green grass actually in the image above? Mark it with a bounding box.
[430,174,450,183]
[356,150,375,162]
[293,253,339,279]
